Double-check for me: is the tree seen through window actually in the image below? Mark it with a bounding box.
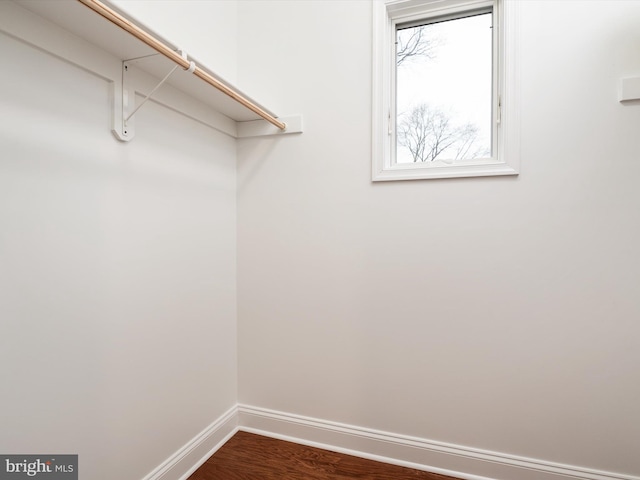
[396,13,493,164]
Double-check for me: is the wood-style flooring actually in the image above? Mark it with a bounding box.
[188,431,461,480]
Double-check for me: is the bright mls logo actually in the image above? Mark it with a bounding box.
[0,456,77,479]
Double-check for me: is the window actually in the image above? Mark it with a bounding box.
[372,0,520,181]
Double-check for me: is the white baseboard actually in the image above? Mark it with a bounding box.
[236,404,639,480]
[142,406,238,480]
[141,403,639,480]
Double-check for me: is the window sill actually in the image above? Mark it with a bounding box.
[373,160,518,181]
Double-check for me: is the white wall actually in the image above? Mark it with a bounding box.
[3,1,640,479]
[237,0,640,478]
[0,4,237,479]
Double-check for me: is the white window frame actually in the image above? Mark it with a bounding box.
[372,0,520,181]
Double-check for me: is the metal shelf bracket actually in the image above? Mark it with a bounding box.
[112,52,195,142]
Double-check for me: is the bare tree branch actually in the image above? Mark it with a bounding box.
[396,26,437,66]
[397,103,485,163]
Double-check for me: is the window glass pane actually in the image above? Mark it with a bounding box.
[396,13,492,164]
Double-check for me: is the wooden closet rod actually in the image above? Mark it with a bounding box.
[77,0,287,131]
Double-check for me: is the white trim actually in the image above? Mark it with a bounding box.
[372,0,521,181]
[237,404,640,480]
[141,406,239,480]
[498,0,521,175]
[137,404,639,480]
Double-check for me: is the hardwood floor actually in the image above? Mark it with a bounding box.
[188,431,461,480]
